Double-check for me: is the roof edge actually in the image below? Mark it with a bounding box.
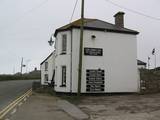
[40,51,54,65]
[137,60,147,65]
[54,26,139,37]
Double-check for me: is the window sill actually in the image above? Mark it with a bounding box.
[60,52,66,55]
[60,85,66,87]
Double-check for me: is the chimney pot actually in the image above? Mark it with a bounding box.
[114,11,125,28]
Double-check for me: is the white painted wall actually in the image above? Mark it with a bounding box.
[41,52,55,85]
[54,28,139,93]
[54,31,71,92]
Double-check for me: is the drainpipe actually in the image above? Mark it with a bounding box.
[70,29,73,93]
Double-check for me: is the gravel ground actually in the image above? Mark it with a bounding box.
[77,93,160,120]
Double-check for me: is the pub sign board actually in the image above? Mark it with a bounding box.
[84,48,103,56]
[86,69,105,92]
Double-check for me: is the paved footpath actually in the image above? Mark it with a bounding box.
[57,100,89,120]
[6,93,88,120]
[6,92,160,120]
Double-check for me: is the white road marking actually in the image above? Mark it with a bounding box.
[0,89,32,119]
[23,98,27,102]
[10,108,17,115]
[18,102,23,107]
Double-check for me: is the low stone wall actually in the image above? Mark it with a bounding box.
[140,69,160,94]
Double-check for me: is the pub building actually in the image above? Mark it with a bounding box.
[50,12,140,93]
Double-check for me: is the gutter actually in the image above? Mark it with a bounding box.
[54,26,139,37]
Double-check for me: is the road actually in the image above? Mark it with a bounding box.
[0,80,39,111]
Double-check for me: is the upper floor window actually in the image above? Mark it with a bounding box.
[61,34,67,54]
[44,74,48,82]
[45,62,48,71]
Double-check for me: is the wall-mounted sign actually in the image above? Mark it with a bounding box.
[86,69,105,92]
[84,48,103,56]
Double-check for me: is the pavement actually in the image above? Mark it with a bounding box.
[0,80,38,111]
[7,93,79,120]
[57,100,89,120]
[3,87,160,120]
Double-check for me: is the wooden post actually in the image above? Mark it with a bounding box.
[155,53,157,69]
[78,0,84,97]
[148,57,150,69]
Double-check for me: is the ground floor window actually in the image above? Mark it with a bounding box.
[44,74,48,82]
[61,66,66,87]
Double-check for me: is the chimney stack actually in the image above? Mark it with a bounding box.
[114,12,125,28]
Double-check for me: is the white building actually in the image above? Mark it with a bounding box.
[53,12,140,93]
[40,52,55,85]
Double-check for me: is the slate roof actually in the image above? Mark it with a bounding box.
[54,18,139,37]
[137,60,147,65]
[40,52,54,65]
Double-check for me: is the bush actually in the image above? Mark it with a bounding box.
[0,73,40,81]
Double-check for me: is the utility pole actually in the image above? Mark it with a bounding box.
[155,53,157,69]
[78,0,84,97]
[152,48,156,70]
[21,57,23,74]
[148,56,150,69]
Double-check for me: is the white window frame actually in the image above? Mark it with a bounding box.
[61,66,66,87]
[61,34,67,54]
[45,62,48,71]
[44,74,48,82]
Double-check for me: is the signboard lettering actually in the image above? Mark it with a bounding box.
[86,69,105,92]
[84,48,103,56]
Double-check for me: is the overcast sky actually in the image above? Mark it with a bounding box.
[0,0,160,74]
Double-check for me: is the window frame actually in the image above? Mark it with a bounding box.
[44,74,48,82]
[61,66,66,87]
[45,62,48,71]
[61,34,67,54]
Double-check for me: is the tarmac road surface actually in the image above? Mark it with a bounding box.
[0,80,39,111]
